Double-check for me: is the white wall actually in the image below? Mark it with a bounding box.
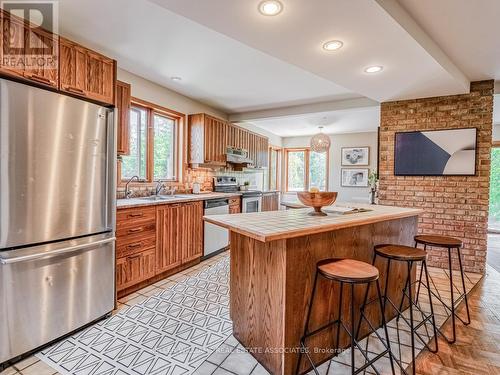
[282,131,378,203]
[118,69,227,119]
[494,123,500,141]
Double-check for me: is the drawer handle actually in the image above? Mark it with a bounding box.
[65,86,86,95]
[127,242,142,249]
[25,73,52,84]
[128,213,144,218]
[127,227,143,234]
[128,254,141,260]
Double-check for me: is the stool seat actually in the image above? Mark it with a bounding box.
[414,235,462,248]
[318,259,379,283]
[375,244,427,261]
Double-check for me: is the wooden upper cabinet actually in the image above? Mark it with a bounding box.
[23,27,58,87]
[1,10,58,87]
[116,80,131,155]
[189,113,227,166]
[59,37,116,105]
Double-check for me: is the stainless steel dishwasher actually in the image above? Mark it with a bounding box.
[203,198,230,258]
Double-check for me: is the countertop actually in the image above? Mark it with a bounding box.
[204,204,423,242]
[116,192,241,209]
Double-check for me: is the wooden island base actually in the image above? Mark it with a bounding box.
[230,216,418,375]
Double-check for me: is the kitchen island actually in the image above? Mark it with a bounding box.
[204,205,423,375]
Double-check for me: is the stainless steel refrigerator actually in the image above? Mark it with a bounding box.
[0,78,116,366]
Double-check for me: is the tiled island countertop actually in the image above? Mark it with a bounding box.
[204,204,423,242]
[205,203,423,375]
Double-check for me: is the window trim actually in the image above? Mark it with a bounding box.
[119,97,184,185]
[268,145,282,191]
[284,147,329,192]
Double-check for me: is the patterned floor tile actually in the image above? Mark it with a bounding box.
[37,258,231,375]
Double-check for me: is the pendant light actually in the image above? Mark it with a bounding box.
[310,126,330,153]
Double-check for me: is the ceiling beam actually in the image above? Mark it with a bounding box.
[228,97,379,122]
[375,0,470,93]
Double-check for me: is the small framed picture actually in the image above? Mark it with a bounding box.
[341,168,369,187]
[341,147,370,166]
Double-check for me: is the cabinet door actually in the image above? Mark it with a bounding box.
[116,248,156,292]
[0,11,26,79]
[156,204,183,273]
[116,80,131,155]
[204,116,226,165]
[86,50,115,105]
[181,201,203,263]
[59,37,87,96]
[24,27,58,87]
[262,193,279,212]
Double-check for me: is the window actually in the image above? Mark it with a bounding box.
[285,148,328,191]
[122,106,147,180]
[153,114,175,180]
[121,99,181,182]
[268,146,281,191]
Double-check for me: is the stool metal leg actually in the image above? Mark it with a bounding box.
[407,261,416,375]
[350,283,355,375]
[376,280,396,375]
[296,271,320,375]
[422,260,439,353]
[448,247,457,344]
[415,243,426,304]
[456,247,471,325]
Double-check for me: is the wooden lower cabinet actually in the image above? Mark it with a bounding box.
[229,197,241,214]
[117,201,204,296]
[262,192,280,211]
[116,248,156,291]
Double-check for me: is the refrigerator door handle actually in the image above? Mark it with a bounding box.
[0,237,116,265]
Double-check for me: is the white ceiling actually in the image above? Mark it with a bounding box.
[57,0,357,113]
[152,0,471,102]
[246,106,381,138]
[398,0,500,81]
[56,0,500,138]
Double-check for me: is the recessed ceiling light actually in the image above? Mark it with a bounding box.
[258,0,283,16]
[171,76,182,81]
[322,40,343,51]
[364,66,383,74]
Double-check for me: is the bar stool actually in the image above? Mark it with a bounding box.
[296,258,397,375]
[363,245,439,375]
[414,235,471,344]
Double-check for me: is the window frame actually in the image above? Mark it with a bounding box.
[268,145,282,191]
[284,147,329,192]
[119,97,183,184]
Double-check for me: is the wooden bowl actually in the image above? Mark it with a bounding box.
[297,192,338,216]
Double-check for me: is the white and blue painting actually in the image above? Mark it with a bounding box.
[395,128,477,176]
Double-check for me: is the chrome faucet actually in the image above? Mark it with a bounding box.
[155,181,166,196]
[125,176,139,199]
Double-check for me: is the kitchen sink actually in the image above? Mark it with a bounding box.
[139,195,178,201]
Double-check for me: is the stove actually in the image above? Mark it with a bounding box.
[213,176,262,212]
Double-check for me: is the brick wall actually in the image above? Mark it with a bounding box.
[378,81,494,273]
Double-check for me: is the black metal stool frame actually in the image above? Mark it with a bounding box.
[296,267,397,375]
[414,241,471,344]
[359,251,439,375]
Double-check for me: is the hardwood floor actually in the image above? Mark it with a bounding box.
[415,262,500,374]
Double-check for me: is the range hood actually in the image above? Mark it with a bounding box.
[226,147,254,165]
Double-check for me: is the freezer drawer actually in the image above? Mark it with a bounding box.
[0,234,115,364]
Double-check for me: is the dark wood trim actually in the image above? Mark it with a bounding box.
[119,98,184,184]
[284,147,329,192]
